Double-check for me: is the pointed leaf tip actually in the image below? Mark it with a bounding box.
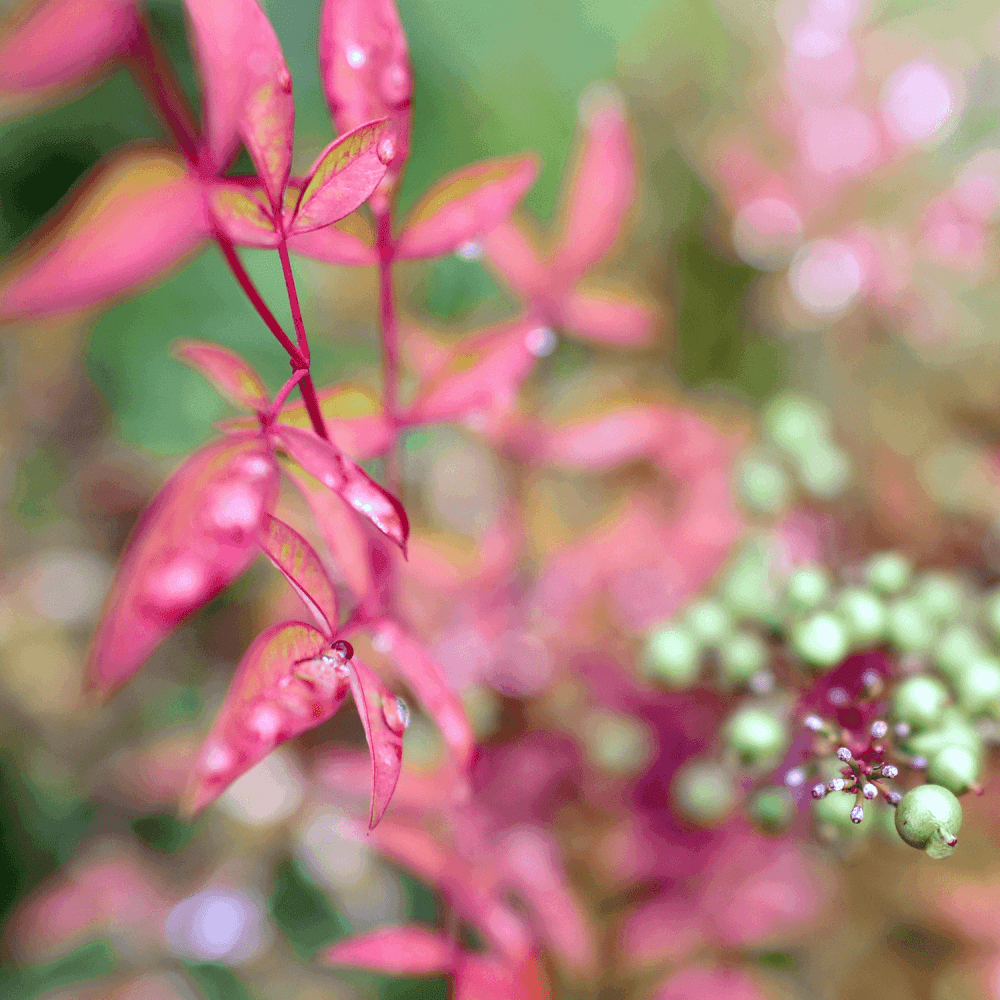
[173,339,270,412]
[318,926,455,975]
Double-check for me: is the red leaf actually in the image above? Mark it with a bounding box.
[286,214,377,265]
[396,154,540,260]
[374,620,474,769]
[0,0,138,94]
[257,514,338,635]
[479,218,549,302]
[318,925,456,975]
[552,88,636,280]
[184,0,293,195]
[455,955,550,1000]
[0,146,208,318]
[405,317,541,426]
[276,424,409,552]
[318,0,412,188]
[182,622,346,816]
[87,434,279,696]
[205,180,281,248]
[173,339,270,412]
[554,286,657,346]
[347,657,405,828]
[540,406,672,470]
[288,119,392,235]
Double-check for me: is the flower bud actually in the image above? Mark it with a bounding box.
[836,746,852,762]
[871,720,888,740]
[862,783,878,800]
[764,393,831,460]
[811,784,827,799]
[850,804,865,824]
[881,764,899,779]
[934,625,988,679]
[894,784,963,859]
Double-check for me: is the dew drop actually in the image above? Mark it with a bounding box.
[277,67,292,93]
[381,62,409,104]
[525,326,558,357]
[345,44,366,68]
[455,241,482,260]
[376,135,396,165]
[331,639,354,660]
[381,694,410,734]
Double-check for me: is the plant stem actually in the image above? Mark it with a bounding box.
[376,211,402,488]
[278,241,309,362]
[270,368,308,415]
[127,15,199,164]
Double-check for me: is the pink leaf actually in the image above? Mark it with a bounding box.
[554,286,658,346]
[0,0,138,94]
[455,955,550,1000]
[540,406,672,470]
[552,89,636,281]
[318,0,412,189]
[479,218,549,302]
[318,925,456,975]
[396,154,541,260]
[346,656,405,828]
[288,119,392,235]
[276,424,409,552]
[257,514,338,635]
[184,0,293,193]
[0,147,208,318]
[87,434,279,697]
[182,622,347,816]
[205,180,281,248]
[173,339,270,412]
[374,620,474,769]
[405,317,541,426]
[286,213,377,265]
[653,967,768,1000]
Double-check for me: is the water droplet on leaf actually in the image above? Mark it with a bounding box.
[376,135,396,165]
[525,326,558,357]
[381,694,410,734]
[345,44,366,68]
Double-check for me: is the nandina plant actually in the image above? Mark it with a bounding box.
[2,0,998,998]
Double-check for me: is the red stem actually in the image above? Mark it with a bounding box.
[376,212,402,488]
[278,240,310,362]
[270,368,308,416]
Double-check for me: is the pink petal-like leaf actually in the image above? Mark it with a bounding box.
[182,621,347,816]
[0,0,138,94]
[347,656,405,828]
[541,406,672,470]
[396,154,541,261]
[184,0,293,195]
[286,211,377,265]
[288,119,392,235]
[0,146,208,318]
[479,218,549,302]
[318,926,456,975]
[205,180,281,248]
[552,89,636,281]
[318,0,411,189]
[276,424,409,552]
[455,956,550,1000]
[554,286,658,346]
[405,317,542,426]
[173,338,270,412]
[257,514,338,635]
[87,434,279,697]
[374,620,474,769]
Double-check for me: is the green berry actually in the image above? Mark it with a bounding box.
[912,571,965,623]
[886,597,937,654]
[934,625,989,679]
[764,394,831,460]
[894,784,963,859]
[926,746,980,796]
[891,675,950,732]
[735,452,792,516]
[783,565,832,614]
[718,631,768,685]
[720,542,779,623]
[836,587,887,647]
[791,611,849,670]
[953,656,1000,716]
[643,624,701,688]
[797,444,852,500]
[748,786,794,834]
[684,598,733,648]
[671,760,737,826]
[903,707,982,763]
[724,704,790,768]
[865,551,912,594]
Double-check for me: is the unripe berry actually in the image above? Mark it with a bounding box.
[748,787,794,834]
[891,675,950,732]
[718,632,768,685]
[764,393,831,460]
[783,565,832,614]
[724,704,790,769]
[904,708,981,762]
[894,784,963,859]
[643,624,701,688]
[912,571,965,623]
[720,542,779,623]
[865,551,912,595]
[671,760,737,826]
[934,625,989,679]
[836,587,887,648]
[886,597,937,654]
[926,745,980,796]
[953,656,1000,716]
[684,598,733,649]
[791,612,849,670]
[797,444,852,500]
[735,452,792,516]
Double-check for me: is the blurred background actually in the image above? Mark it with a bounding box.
[5,0,1000,997]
